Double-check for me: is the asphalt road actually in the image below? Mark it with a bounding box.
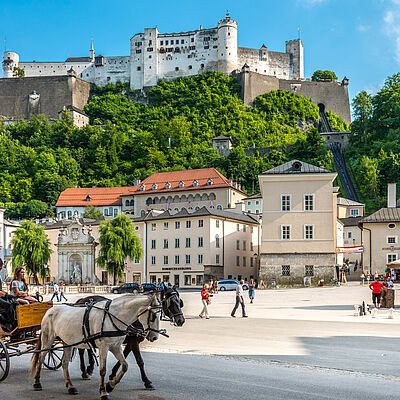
[1,349,400,400]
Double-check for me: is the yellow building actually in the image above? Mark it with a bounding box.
[258,160,338,285]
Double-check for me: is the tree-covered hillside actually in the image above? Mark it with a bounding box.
[0,72,335,219]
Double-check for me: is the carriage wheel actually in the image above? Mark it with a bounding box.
[43,346,63,370]
[0,339,10,382]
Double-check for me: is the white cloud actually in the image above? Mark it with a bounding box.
[383,1,400,63]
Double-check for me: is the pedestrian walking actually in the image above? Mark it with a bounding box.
[248,279,256,304]
[51,282,60,302]
[366,272,371,285]
[231,280,248,318]
[59,281,68,302]
[360,273,365,286]
[369,277,384,308]
[214,279,219,294]
[199,284,211,319]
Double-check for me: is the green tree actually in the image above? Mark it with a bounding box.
[11,220,53,284]
[22,200,49,219]
[13,66,25,77]
[97,214,142,285]
[312,70,338,82]
[83,205,104,220]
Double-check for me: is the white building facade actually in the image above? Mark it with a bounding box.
[3,14,303,89]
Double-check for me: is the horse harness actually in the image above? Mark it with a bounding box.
[82,299,166,351]
[161,289,184,324]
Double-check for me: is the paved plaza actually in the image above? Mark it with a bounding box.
[2,283,400,399]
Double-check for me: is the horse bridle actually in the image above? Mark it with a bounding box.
[161,289,184,325]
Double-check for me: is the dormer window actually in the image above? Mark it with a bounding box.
[85,195,91,202]
[140,184,145,191]
[193,180,198,187]
[179,181,184,188]
[165,182,171,189]
[207,178,213,186]
[152,183,157,190]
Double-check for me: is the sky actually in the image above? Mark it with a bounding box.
[1,0,399,105]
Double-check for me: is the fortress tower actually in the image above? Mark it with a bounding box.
[217,12,238,74]
[285,39,304,80]
[3,51,19,78]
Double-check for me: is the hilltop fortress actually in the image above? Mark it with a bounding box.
[1,13,351,124]
[3,13,303,88]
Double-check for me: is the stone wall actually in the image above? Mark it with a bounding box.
[236,70,351,124]
[0,75,90,120]
[259,252,336,286]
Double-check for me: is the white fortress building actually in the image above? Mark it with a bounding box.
[2,13,304,90]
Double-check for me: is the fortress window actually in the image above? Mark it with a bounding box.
[228,32,230,36]
[201,64,204,68]
[136,49,141,54]
[189,46,195,50]
[181,39,184,44]
[147,47,153,52]
[213,45,217,49]
[188,65,192,69]
[137,66,141,71]
[166,40,169,45]
[204,46,209,49]
[171,40,174,44]
[107,77,110,81]
[175,67,179,71]
[149,40,152,45]
[204,37,210,41]
[160,40,164,45]
[191,38,194,42]
[149,55,152,59]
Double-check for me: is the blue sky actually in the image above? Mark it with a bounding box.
[1,0,399,105]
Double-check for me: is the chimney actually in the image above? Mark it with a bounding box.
[387,183,397,208]
[231,202,245,214]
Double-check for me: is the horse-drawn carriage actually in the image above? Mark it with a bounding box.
[0,301,62,381]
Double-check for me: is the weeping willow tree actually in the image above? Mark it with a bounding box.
[11,220,52,284]
[97,214,143,285]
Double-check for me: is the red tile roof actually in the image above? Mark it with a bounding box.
[129,168,244,195]
[56,186,136,207]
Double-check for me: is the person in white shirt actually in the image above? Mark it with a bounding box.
[231,280,248,318]
[59,281,68,302]
[51,282,60,302]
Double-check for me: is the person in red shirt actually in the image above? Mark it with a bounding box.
[199,284,211,319]
[369,277,384,308]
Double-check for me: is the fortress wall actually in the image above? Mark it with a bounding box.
[236,71,351,124]
[0,75,90,120]
[279,80,351,124]
[93,56,130,86]
[235,71,279,107]
[267,51,291,79]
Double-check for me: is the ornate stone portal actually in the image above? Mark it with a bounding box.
[56,217,98,284]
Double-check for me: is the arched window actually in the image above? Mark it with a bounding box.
[201,193,208,201]
[193,180,198,187]
[195,206,200,211]
[217,205,223,210]
[146,197,153,205]
[207,178,213,185]
[165,182,171,189]
[209,193,216,200]
[67,211,72,218]
[140,184,145,191]
[152,183,157,190]
[130,200,134,206]
[179,181,184,188]
[125,200,130,206]
[140,210,145,217]
[174,208,179,212]
[173,195,180,203]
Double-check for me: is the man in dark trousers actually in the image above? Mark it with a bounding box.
[231,280,248,318]
[369,276,384,308]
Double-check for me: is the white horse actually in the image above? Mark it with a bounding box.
[31,294,161,400]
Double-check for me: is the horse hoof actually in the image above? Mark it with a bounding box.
[33,383,42,391]
[145,382,154,390]
[105,382,114,393]
[82,373,90,380]
[68,387,79,395]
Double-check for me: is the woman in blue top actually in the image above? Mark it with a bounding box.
[11,267,37,304]
[248,279,256,304]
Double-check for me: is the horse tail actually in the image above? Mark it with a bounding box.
[30,332,41,376]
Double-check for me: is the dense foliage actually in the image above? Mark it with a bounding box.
[347,73,400,211]
[0,72,335,219]
[312,70,338,82]
[97,214,143,284]
[11,220,53,284]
